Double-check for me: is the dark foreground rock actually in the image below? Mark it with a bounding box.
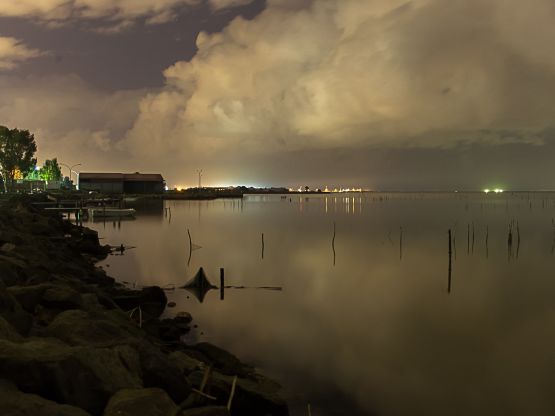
[0,198,289,416]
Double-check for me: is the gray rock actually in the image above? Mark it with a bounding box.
[192,343,253,377]
[8,284,52,313]
[0,243,16,253]
[138,343,192,404]
[169,351,203,375]
[42,309,143,347]
[0,260,21,286]
[0,379,91,416]
[180,406,230,416]
[103,388,176,416]
[0,284,32,335]
[187,370,288,416]
[0,338,143,415]
[0,316,23,342]
[41,286,82,310]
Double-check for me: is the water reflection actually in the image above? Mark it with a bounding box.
[90,193,555,416]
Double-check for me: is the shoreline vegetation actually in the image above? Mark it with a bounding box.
[0,196,289,416]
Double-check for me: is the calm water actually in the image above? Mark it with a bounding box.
[87,193,555,416]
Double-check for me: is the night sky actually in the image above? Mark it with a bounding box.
[1,0,555,190]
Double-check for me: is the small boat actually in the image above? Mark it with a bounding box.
[88,207,136,217]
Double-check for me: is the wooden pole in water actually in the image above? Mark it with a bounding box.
[261,233,265,260]
[472,222,475,254]
[399,227,403,260]
[448,229,452,294]
[467,224,470,255]
[332,221,336,266]
[485,225,489,259]
[220,268,225,301]
[187,228,193,266]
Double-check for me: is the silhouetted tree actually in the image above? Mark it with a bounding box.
[0,126,37,192]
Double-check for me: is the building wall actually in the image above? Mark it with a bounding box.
[123,181,164,194]
[79,180,124,193]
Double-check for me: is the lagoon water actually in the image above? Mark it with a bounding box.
[87,193,555,416]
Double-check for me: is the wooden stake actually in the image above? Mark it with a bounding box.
[227,376,238,410]
[220,268,225,301]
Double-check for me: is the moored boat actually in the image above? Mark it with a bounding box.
[88,207,136,217]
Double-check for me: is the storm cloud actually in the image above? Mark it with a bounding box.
[2,0,555,188]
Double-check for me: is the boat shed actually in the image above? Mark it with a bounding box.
[78,172,165,194]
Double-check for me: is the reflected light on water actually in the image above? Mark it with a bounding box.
[90,192,555,416]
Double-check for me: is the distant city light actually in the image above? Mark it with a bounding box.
[484,189,490,193]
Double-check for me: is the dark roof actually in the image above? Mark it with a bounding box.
[79,172,164,182]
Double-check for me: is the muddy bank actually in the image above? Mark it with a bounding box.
[0,197,288,416]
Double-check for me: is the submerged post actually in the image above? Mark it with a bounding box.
[220,268,225,301]
[261,233,265,260]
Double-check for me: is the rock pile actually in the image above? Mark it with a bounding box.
[0,199,288,416]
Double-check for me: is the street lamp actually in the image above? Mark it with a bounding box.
[60,163,82,186]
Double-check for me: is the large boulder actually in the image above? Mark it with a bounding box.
[190,343,253,377]
[0,316,23,342]
[103,388,176,416]
[180,407,230,416]
[138,343,192,404]
[110,286,167,318]
[8,284,53,313]
[41,286,83,310]
[0,260,23,286]
[169,351,203,375]
[0,283,32,335]
[41,309,143,347]
[0,379,91,416]
[187,370,288,416]
[0,338,143,415]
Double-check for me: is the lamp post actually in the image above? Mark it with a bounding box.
[60,163,82,188]
[197,169,203,188]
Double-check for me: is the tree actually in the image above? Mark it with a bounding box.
[40,158,63,181]
[0,126,37,192]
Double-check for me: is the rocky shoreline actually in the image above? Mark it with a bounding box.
[0,197,289,416]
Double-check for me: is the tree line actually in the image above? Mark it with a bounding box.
[0,125,63,193]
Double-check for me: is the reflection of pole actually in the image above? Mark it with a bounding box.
[197,169,203,188]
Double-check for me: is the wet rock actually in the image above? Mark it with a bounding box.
[168,301,177,307]
[0,338,143,415]
[0,379,91,416]
[41,309,143,347]
[7,284,52,313]
[192,343,253,377]
[138,343,192,404]
[111,286,167,318]
[187,370,288,416]
[1,243,16,253]
[0,316,23,342]
[103,388,176,416]
[0,284,32,335]
[0,260,22,286]
[179,406,230,416]
[169,351,203,375]
[155,313,192,341]
[41,286,83,310]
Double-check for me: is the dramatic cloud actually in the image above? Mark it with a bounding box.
[0,0,256,29]
[0,36,44,69]
[3,0,555,187]
[123,0,555,173]
[0,74,144,170]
